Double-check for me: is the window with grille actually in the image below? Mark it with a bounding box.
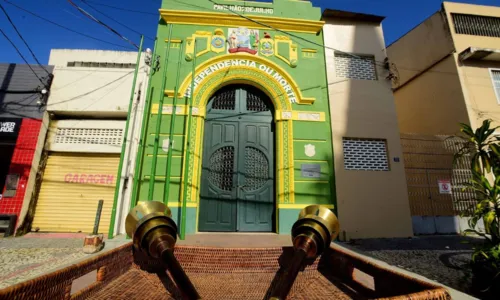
[342,138,389,171]
[54,128,124,146]
[334,52,377,81]
[452,13,500,38]
[491,69,500,103]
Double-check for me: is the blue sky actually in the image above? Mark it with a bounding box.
[1,0,500,65]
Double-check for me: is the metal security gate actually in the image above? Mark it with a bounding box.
[406,169,455,230]
[198,85,274,232]
[32,153,119,233]
[401,134,476,234]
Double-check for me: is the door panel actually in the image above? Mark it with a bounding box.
[199,85,274,232]
[199,122,238,232]
[237,122,274,232]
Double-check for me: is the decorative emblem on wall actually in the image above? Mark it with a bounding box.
[228,27,259,55]
[211,28,226,53]
[260,32,274,56]
[274,35,298,68]
[185,31,212,61]
[304,144,316,158]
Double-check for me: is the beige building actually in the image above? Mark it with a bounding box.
[30,50,149,236]
[388,2,500,134]
[387,2,500,234]
[323,10,413,239]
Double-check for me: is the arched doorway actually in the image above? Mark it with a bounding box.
[198,84,275,232]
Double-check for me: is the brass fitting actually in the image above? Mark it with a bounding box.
[126,202,201,299]
[125,201,177,258]
[291,205,339,259]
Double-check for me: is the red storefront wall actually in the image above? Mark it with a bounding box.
[0,119,42,217]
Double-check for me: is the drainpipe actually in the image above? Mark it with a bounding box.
[115,53,150,235]
[180,40,197,240]
[108,35,144,239]
[148,25,173,201]
[164,41,185,205]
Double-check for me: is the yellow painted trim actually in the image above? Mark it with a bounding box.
[279,204,335,209]
[165,39,182,43]
[159,10,324,34]
[187,31,211,59]
[155,134,184,137]
[295,180,329,183]
[164,90,183,98]
[152,104,203,117]
[289,121,295,203]
[274,36,298,67]
[302,49,318,53]
[180,62,297,215]
[167,202,197,208]
[146,154,183,158]
[178,53,315,105]
[295,159,328,163]
[293,139,327,142]
[145,176,181,179]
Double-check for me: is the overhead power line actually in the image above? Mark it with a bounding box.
[81,0,155,41]
[0,27,48,87]
[67,0,139,49]
[83,1,157,16]
[4,0,135,50]
[206,0,389,68]
[0,3,51,76]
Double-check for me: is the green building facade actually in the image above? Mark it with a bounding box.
[131,0,336,236]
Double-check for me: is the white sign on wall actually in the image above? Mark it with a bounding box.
[213,4,274,15]
[438,180,452,194]
[0,122,15,133]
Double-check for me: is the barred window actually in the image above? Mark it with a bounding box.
[54,128,123,146]
[491,69,500,103]
[334,52,377,81]
[342,138,389,171]
[452,13,500,38]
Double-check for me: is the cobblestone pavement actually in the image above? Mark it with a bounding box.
[0,234,127,289]
[346,235,484,296]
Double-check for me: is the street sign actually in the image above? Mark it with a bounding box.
[438,179,452,194]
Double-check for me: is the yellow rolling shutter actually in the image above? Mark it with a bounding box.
[32,153,119,233]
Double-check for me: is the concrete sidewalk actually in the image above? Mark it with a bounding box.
[0,233,128,289]
[337,240,477,300]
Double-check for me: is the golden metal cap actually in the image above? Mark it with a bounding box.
[297,205,339,241]
[125,201,172,238]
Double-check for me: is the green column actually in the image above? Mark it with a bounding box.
[108,35,144,239]
[180,40,197,240]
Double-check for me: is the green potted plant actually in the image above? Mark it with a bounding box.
[454,120,500,298]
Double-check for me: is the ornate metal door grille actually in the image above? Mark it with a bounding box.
[246,89,270,112]
[212,89,236,110]
[243,147,269,191]
[208,146,234,191]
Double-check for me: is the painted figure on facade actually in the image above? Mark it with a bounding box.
[228,27,258,54]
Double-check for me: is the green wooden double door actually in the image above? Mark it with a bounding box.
[199,85,275,232]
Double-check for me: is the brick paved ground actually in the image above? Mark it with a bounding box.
[0,233,127,289]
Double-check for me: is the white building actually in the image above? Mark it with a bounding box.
[31,49,150,236]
